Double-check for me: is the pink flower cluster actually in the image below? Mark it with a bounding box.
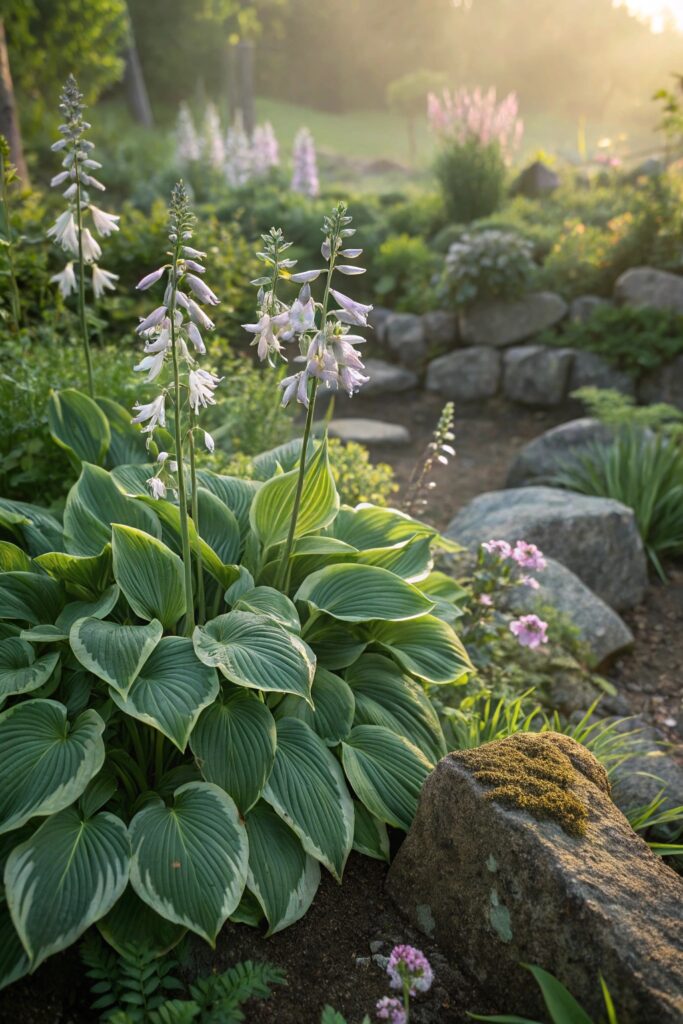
[375,996,406,1024]
[509,614,549,649]
[386,944,433,996]
[427,86,523,157]
[481,539,546,573]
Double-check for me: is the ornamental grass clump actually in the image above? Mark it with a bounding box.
[47,75,119,396]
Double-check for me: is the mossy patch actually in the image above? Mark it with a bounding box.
[459,732,605,837]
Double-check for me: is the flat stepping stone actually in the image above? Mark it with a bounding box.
[329,418,411,446]
[362,359,418,396]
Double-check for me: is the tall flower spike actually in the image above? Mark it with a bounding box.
[47,74,120,395]
[176,101,200,165]
[291,127,319,197]
[224,111,253,187]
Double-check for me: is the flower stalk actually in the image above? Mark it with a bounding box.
[0,136,22,332]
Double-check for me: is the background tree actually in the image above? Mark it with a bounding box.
[386,70,447,165]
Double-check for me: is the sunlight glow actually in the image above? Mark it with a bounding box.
[617,0,683,31]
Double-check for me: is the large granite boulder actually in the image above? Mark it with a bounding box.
[568,350,635,396]
[387,733,683,1024]
[615,266,683,313]
[367,306,393,344]
[422,309,459,349]
[503,345,574,406]
[569,295,612,323]
[507,556,634,667]
[385,313,427,368]
[638,353,683,409]
[361,359,418,397]
[459,292,568,348]
[609,718,683,832]
[445,486,648,610]
[425,348,501,401]
[328,418,411,446]
[506,417,615,487]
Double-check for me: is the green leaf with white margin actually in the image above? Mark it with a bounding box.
[0,638,60,704]
[0,571,64,625]
[250,439,339,550]
[129,781,248,945]
[244,800,320,935]
[0,542,33,573]
[341,725,432,831]
[34,545,112,602]
[190,688,276,814]
[0,699,105,834]
[368,615,472,684]
[48,388,111,468]
[352,800,390,862]
[97,397,147,468]
[63,462,161,557]
[252,437,313,479]
[0,498,64,557]
[345,653,446,762]
[196,488,241,565]
[354,535,433,582]
[109,637,218,752]
[5,806,130,968]
[98,886,186,958]
[193,611,315,703]
[195,471,260,537]
[274,666,355,746]
[304,618,366,671]
[234,586,300,633]
[55,583,120,634]
[69,617,163,699]
[263,718,354,880]
[225,567,255,604]
[329,504,438,549]
[295,564,434,623]
[0,901,29,991]
[112,525,186,630]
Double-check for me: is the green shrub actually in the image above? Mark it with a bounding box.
[572,386,683,438]
[433,138,506,223]
[545,306,683,375]
[438,229,536,307]
[371,233,438,312]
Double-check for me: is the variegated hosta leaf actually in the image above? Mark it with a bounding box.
[109,637,219,752]
[0,571,64,626]
[0,700,105,835]
[112,525,186,630]
[98,886,186,958]
[354,535,433,582]
[274,666,355,747]
[263,718,354,881]
[352,800,390,862]
[5,806,130,969]
[295,563,434,623]
[304,618,367,671]
[341,725,432,831]
[69,617,163,699]
[54,583,120,635]
[190,688,276,814]
[0,497,64,557]
[368,615,473,684]
[63,462,161,557]
[0,542,32,573]
[196,487,241,566]
[47,388,111,467]
[0,901,29,991]
[193,611,315,703]
[195,471,261,537]
[34,546,113,602]
[245,801,320,935]
[329,504,438,550]
[234,586,300,633]
[0,638,60,704]
[129,782,248,945]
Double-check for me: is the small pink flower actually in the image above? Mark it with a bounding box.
[376,996,406,1024]
[482,539,512,560]
[509,614,548,649]
[519,575,540,590]
[387,945,433,996]
[512,541,546,571]
[479,594,493,606]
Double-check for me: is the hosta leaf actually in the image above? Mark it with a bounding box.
[0,638,59,703]
[0,700,105,834]
[190,688,276,814]
[0,542,32,573]
[0,571,64,625]
[5,807,130,969]
[0,498,64,556]
[48,388,111,467]
[55,583,120,634]
[196,488,241,565]
[274,666,355,746]
[352,800,390,862]
[195,471,260,536]
[252,437,313,479]
[304,618,367,671]
[341,725,432,831]
[34,545,113,602]
[250,440,339,550]
[110,462,155,495]
[329,504,437,550]
[355,535,433,582]
[368,615,472,684]
[295,564,434,622]
[245,801,320,935]
[109,637,218,752]
[96,397,147,468]
[345,653,446,762]
[112,525,186,629]
[229,888,264,927]
[286,536,358,590]
[0,901,29,991]
[19,625,67,643]
[63,462,161,556]
[263,718,353,880]
[193,611,315,702]
[70,617,163,699]
[234,586,300,633]
[129,782,248,945]
[225,567,255,604]
[98,886,186,958]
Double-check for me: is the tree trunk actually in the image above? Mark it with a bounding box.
[123,23,153,127]
[0,19,28,185]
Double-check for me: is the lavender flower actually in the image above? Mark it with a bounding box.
[512,541,546,571]
[509,614,549,649]
[482,539,512,559]
[251,121,279,177]
[202,102,225,170]
[176,101,200,165]
[387,945,433,996]
[224,112,252,187]
[375,996,407,1024]
[291,127,319,197]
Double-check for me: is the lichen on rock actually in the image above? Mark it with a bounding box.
[459,732,610,837]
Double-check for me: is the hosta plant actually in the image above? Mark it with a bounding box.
[0,342,470,986]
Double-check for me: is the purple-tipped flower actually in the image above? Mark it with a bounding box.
[512,540,546,571]
[137,266,167,291]
[481,539,512,559]
[375,996,407,1024]
[387,945,433,996]
[330,288,373,327]
[291,126,319,197]
[176,102,200,165]
[185,273,220,306]
[136,305,168,335]
[519,574,540,590]
[509,614,548,649]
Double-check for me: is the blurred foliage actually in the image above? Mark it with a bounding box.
[544,306,683,375]
[434,138,506,224]
[372,233,438,313]
[573,386,683,438]
[438,229,536,308]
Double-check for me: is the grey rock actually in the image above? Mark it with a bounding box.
[511,160,560,199]
[445,485,648,610]
[425,347,501,402]
[503,345,574,406]
[361,359,418,397]
[354,957,372,969]
[368,940,385,954]
[367,306,393,344]
[328,417,411,447]
[385,313,428,368]
[614,266,683,313]
[638,353,683,409]
[506,417,616,487]
[460,292,568,348]
[569,295,612,323]
[568,350,636,396]
[387,733,683,1024]
[422,309,459,348]
[609,718,683,832]
[627,157,665,181]
[508,556,634,667]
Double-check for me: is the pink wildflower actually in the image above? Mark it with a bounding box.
[519,575,540,590]
[509,614,548,649]
[479,594,494,606]
[482,539,512,560]
[387,945,433,996]
[375,997,406,1024]
[512,541,546,571]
